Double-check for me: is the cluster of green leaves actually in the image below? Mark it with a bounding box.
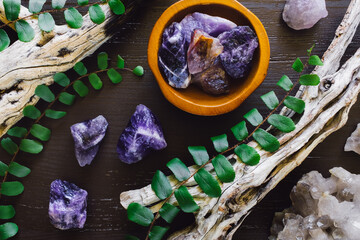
[0,0,126,52]
[126,48,324,240]
[0,52,143,239]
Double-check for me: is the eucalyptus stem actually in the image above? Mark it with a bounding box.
[0,66,132,198]
[144,63,310,239]
[0,0,107,30]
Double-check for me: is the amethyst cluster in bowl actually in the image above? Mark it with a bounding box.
[158,12,259,95]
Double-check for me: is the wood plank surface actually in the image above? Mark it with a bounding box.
[0,0,359,239]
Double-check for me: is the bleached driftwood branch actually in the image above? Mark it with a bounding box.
[0,0,137,136]
[120,0,360,239]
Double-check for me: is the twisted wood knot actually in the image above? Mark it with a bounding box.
[320,77,334,92]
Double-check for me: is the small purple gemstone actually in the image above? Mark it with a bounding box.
[218,26,259,79]
[117,104,167,164]
[48,179,88,230]
[70,115,108,167]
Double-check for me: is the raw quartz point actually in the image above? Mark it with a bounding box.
[49,179,88,230]
[117,104,167,164]
[180,12,237,45]
[269,167,360,240]
[218,26,259,79]
[283,0,328,30]
[192,58,230,95]
[159,22,191,89]
[187,29,224,75]
[344,123,360,155]
[70,115,108,167]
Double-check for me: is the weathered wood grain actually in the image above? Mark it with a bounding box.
[0,0,358,239]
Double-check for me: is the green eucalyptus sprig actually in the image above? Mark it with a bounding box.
[0,52,143,239]
[126,46,324,240]
[0,0,126,52]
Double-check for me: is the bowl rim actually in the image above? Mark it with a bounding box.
[148,0,270,116]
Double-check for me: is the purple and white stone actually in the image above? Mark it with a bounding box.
[48,179,88,230]
[70,115,108,167]
[218,26,259,79]
[117,104,167,164]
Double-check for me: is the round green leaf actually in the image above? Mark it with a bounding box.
[188,146,209,166]
[35,85,55,102]
[108,0,125,15]
[127,203,154,227]
[1,181,24,196]
[8,162,31,178]
[253,129,280,153]
[159,203,179,224]
[52,0,66,9]
[117,55,125,69]
[73,62,87,76]
[151,170,172,200]
[194,168,221,198]
[89,4,105,24]
[212,155,235,183]
[0,222,18,239]
[261,91,279,110]
[0,205,15,219]
[107,68,122,84]
[23,105,41,119]
[15,20,35,42]
[53,73,70,87]
[284,96,305,114]
[1,138,18,155]
[38,13,55,32]
[166,158,190,182]
[0,29,10,52]
[0,162,9,177]
[45,109,67,119]
[7,127,27,138]
[88,73,103,90]
[277,75,293,92]
[149,226,169,240]
[77,0,88,6]
[59,92,76,105]
[29,0,46,13]
[234,144,260,166]
[174,186,199,213]
[97,52,108,70]
[3,0,20,21]
[308,55,324,66]
[73,80,89,97]
[268,114,296,133]
[231,121,248,142]
[30,124,51,141]
[133,66,144,76]
[244,108,263,126]
[299,74,320,86]
[64,8,83,29]
[19,139,43,154]
[292,57,304,73]
[211,134,228,153]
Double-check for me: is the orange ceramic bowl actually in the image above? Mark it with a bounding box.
[148,0,270,116]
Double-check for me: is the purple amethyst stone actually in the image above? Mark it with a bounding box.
[48,179,88,230]
[70,115,108,167]
[218,26,259,79]
[117,104,167,164]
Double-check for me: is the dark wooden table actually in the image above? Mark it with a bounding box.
[1,0,359,239]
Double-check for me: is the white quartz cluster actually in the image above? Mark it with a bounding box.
[283,0,328,30]
[269,167,360,240]
[345,124,360,155]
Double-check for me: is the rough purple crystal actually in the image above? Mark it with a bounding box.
[218,26,259,79]
[180,12,237,45]
[117,104,167,164]
[187,29,223,75]
[70,115,108,167]
[159,22,191,89]
[48,179,88,230]
[192,58,230,95]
